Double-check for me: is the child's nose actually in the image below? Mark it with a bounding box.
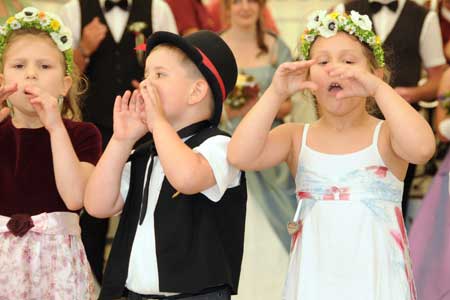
[25,66,38,79]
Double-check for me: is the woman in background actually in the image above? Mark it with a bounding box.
[220,1,295,299]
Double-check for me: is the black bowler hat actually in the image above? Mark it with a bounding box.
[145,30,238,126]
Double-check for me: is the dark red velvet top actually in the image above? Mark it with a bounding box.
[0,117,102,217]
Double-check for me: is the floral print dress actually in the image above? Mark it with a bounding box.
[0,212,95,300]
[284,122,416,300]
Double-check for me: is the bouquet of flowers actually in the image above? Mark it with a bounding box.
[438,91,450,114]
[225,72,260,109]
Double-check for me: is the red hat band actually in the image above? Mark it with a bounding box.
[196,48,226,102]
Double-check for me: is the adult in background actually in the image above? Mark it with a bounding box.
[220,0,295,299]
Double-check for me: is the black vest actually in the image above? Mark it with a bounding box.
[345,0,427,87]
[80,0,153,128]
[99,127,247,299]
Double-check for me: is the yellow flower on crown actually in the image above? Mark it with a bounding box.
[329,12,340,20]
[6,17,15,25]
[376,36,381,45]
[50,20,60,31]
[297,10,385,67]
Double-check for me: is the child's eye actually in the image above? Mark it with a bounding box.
[318,61,328,65]
[344,60,354,64]
[155,72,164,78]
[41,64,51,69]
[13,64,24,69]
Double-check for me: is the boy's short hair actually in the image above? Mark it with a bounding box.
[145,31,237,126]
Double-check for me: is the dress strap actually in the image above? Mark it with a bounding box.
[301,124,310,148]
[372,121,384,146]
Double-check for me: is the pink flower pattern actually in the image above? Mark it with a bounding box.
[323,186,350,201]
[366,165,388,178]
[390,207,417,300]
[0,231,95,299]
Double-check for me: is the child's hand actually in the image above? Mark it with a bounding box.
[140,82,166,132]
[0,83,17,121]
[327,65,383,100]
[270,60,318,100]
[24,86,64,132]
[112,90,148,143]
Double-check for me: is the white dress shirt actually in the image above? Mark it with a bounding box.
[119,135,241,295]
[336,0,446,68]
[59,0,178,46]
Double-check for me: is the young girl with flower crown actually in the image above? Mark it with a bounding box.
[228,10,435,299]
[0,7,101,299]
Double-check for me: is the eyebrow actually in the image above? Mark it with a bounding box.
[145,65,168,72]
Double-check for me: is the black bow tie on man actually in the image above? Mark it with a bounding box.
[369,0,399,13]
[104,0,129,12]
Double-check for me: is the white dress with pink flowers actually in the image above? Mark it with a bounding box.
[283,122,417,300]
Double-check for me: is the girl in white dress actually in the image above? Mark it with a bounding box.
[228,10,435,300]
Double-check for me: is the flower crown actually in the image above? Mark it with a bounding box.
[299,10,385,68]
[0,7,74,75]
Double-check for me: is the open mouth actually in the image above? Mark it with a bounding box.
[328,82,343,93]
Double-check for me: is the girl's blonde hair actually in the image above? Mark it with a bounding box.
[0,28,85,121]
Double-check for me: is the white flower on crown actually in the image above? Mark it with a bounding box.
[318,15,338,38]
[307,10,327,30]
[0,25,6,36]
[9,19,21,30]
[39,17,51,27]
[20,7,39,22]
[350,10,372,31]
[50,27,72,52]
[304,34,315,43]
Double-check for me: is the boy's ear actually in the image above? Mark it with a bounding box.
[188,79,209,105]
[62,75,73,97]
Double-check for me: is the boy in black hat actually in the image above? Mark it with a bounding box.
[84,30,247,300]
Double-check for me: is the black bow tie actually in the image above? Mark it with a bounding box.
[104,0,128,12]
[369,1,398,13]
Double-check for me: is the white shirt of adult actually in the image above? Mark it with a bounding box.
[120,135,242,295]
[59,0,178,46]
[336,0,446,68]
